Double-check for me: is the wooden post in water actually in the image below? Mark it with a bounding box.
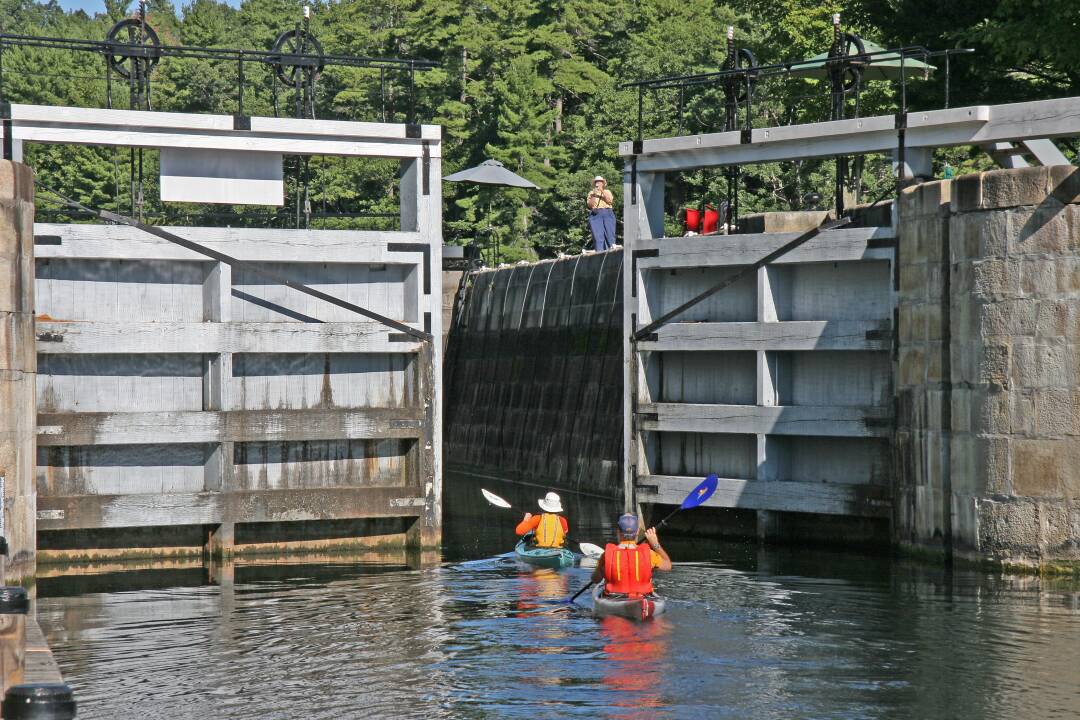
[0,586,28,693]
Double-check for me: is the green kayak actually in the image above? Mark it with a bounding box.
[514,538,575,569]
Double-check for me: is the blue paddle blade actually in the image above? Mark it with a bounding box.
[680,473,718,509]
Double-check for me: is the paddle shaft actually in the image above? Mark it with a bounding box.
[569,581,595,603]
[656,506,681,528]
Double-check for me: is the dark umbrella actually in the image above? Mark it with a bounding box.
[789,39,935,82]
[444,160,539,265]
[444,159,539,189]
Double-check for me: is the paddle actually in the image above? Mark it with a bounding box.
[654,473,719,528]
[481,488,518,512]
[566,474,720,605]
[579,542,604,558]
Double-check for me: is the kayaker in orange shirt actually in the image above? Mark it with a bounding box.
[591,513,672,596]
[515,492,569,548]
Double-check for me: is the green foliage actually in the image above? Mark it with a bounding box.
[2,0,1078,251]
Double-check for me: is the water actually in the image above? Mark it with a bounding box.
[34,481,1080,719]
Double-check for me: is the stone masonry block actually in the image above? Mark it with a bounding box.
[979,436,1013,496]
[1008,204,1079,256]
[952,493,980,551]
[1048,164,1080,206]
[979,299,1037,338]
[910,302,929,343]
[926,300,944,341]
[1012,437,1080,497]
[950,433,977,494]
[950,329,979,386]
[952,389,973,434]
[950,260,973,295]
[1019,259,1059,297]
[1012,339,1080,389]
[1033,387,1080,437]
[925,263,945,302]
[949,214,980,261]
[952,166,1061,213]
[979,497,1039,554]
[978,343,1011,387]
[926,342,945,383]
[900,262,928,296]
[0,162,35,205]
[976,385,1012,434]
[900,180,949,220]
[1009,389,1036,436]
[1035,300,1080,338]
[971,259,1021,301]
[898,303,914,343]
[1039,500,1070,550]
[1054,258,1080,294]
[1070,503,1080,548]
[898,346,926,387]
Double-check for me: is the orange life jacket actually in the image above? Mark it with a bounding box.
[535,513,565,548]
[603,542,654,596]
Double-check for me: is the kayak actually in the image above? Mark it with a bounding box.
[514,538,575,569]
[592,582,667,621]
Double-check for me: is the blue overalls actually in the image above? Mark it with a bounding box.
[589,208,616,251]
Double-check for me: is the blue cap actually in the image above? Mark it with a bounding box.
[617,513,639,536]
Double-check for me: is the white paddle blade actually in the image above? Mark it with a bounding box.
[481,488,513,509]
[579,542,604,558]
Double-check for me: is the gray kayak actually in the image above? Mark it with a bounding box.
[592,582,667,622]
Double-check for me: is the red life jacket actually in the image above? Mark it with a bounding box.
[603,542,654,596]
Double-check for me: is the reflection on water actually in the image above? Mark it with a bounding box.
[33,475,1080,719]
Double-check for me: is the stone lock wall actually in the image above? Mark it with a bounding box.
[897,165,1080,571]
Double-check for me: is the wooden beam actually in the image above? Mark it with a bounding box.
[636,475,891,517]
[37,408,424,446]
[36,321,422,354]
[619,97,1080,172]
[35,486,427,530]
[34,223,426,264]
[637,402,892,438]
[639,320,892,352]
[5,104,441,158]
[1020,138,1071,167]
[635,227,895,270]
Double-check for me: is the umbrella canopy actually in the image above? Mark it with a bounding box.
[443,159,539,189]
[789,39,935,82]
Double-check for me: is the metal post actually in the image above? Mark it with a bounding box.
[408,61,416,125]
[237,52,244,117]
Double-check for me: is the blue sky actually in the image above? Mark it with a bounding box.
[54,0,240,14]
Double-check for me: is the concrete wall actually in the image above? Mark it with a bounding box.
[443,251,623,497]
[0,162,36,581]
[897,166,1080,571]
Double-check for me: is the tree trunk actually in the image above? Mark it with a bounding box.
[461,48,468,103]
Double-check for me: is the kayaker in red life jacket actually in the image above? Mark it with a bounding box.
[515,492,569,548]
[590,513,672,596]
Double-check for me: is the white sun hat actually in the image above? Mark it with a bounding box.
[592,176,606,185]
[538,491,564,513]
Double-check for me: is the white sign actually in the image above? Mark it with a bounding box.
[160,148,284,206]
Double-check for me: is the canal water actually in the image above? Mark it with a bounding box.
[34,478,1080,719]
